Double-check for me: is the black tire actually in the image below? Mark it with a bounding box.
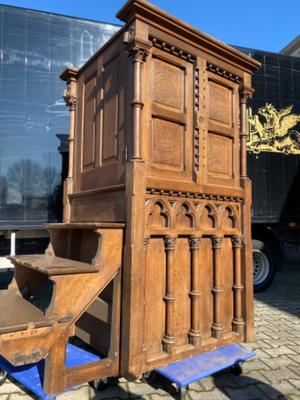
[231,363,243,376]
[0,369,7,386]
[252,239,276,292]
[91,377,109,391]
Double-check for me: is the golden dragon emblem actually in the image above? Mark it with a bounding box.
[247,103,300,154]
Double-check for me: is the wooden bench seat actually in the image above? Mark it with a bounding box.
[0,291,52,334]
[8,255,99,276]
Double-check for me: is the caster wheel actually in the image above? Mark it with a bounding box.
[92,377,109,391]
[0,369,7,386]
[231,363,243,376]
[141,371,156,383]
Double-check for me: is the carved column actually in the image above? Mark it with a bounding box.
[126,39,150,160]
[211,235,224,339]
[142,235,150,354]
[231,235,245,334]
[239,87,253,180]
[188,235,202,346]
[60,67,78,222]
[163,236,176,353]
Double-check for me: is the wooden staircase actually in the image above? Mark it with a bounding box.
[0,223,124,395]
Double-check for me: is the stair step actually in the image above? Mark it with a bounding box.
[0,291,52,334]
[8,255,98,276]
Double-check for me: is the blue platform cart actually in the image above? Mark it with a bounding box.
[0,343,102,400]
[155,344,256,399]
[0,343,254,399]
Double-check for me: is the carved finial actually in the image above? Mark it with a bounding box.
[60,67,78,112]
[63,86,77,111]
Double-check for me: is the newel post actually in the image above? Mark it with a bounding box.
[60,67,78,222]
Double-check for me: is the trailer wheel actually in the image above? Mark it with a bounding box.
[0,369,7,386]
[253,239,276,292]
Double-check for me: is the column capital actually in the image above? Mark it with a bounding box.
[163,236,176,251]
[189,235,201,250]
[211,236,223,249]
[239,86,254,104]
[231,235,243,248]
[126,38,151,63]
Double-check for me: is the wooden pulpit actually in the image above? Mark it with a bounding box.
[3,0,260,395]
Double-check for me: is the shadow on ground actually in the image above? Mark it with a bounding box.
[254,260,300,319]
[85,369,289,400]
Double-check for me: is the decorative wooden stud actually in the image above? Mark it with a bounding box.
[188,235,202,346]
[211,236,224,339]
[162,236,176,353]
[231,235,245,334]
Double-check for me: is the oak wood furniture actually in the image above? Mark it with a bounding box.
[4,0,260,395]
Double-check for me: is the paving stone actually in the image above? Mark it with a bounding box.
[150,394,175,400]
[188,389,229,400]
[0,381,26,395]
[289,379,300,391]
[264,346,298,358]
[128,381,168,396]
[198,376,215,391]
[258,380,300,399]
[262,367,299,383]
[262,357,299,370]
[233,370,273,386]
[7,394,34,400]
[242,358,271,372]
[224,384,269,400]
[92,384,132,399]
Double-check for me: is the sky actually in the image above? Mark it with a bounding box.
[0,0,299,53]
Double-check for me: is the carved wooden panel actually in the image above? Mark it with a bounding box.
[145,195,240,232]
[207,133,232,179]
[152,57,185,111]
[147,50,193,180]
[102,57,119,163]
[75,36,126,193]
[152,118,184,171]
[144,238,166,356]
[143,230,238,361]
[208,80,232,127]
[82,74,97,170]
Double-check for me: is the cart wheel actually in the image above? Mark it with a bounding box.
[92,377,109,391]
[141,370,157,383]
[231,363,243,376]
[178,385,187,400]
[0,369,7,386]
